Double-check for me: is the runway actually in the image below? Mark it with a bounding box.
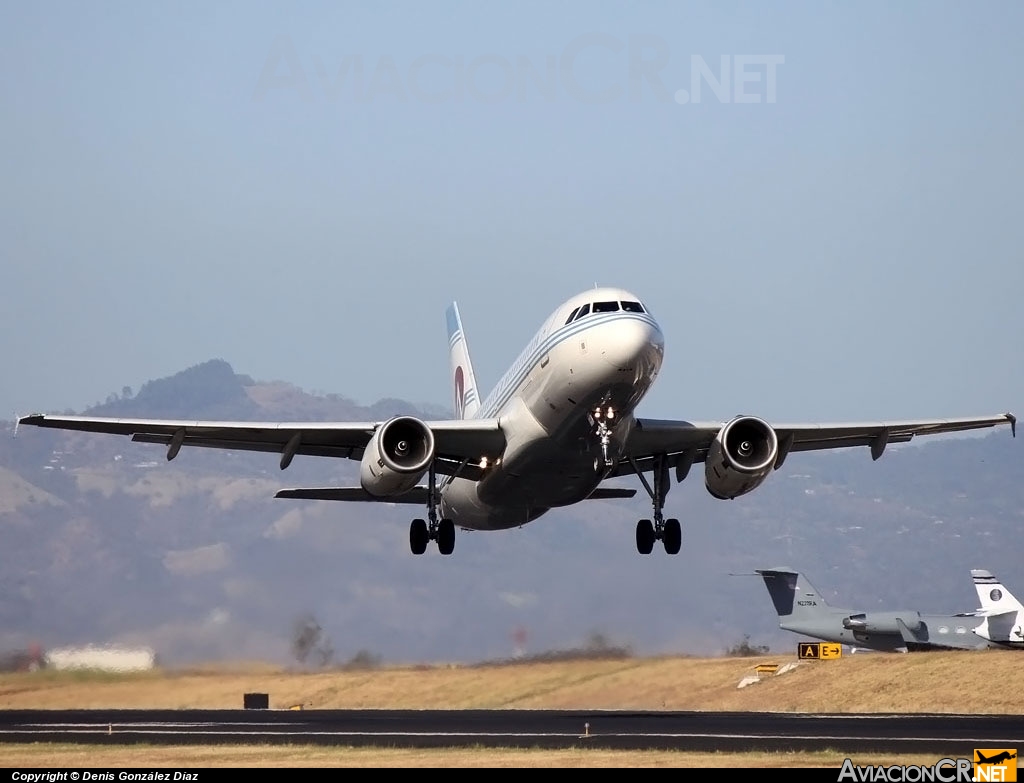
[1,709,1021,754]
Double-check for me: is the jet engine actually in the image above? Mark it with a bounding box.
[359,416,435,497]
[842,612,924,635]
[704,415,779,500]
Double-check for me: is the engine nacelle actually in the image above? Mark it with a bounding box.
[842,612,924,635]
[704,415,779,500]
[359,416,435,497]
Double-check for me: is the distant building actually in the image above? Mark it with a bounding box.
[43,645,156,673]
[0,644,44,672]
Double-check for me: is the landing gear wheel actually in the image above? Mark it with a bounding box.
[663,518,681,555]
[437,518,456,555]
[410,518,428,555]
[636,519,655,555]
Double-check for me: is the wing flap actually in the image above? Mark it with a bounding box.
[130,433,364,461]
[623,418,716,458]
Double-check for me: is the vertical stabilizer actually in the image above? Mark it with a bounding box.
[756,567,832,621]
[446,302,481,420]
[972,570,1024,613]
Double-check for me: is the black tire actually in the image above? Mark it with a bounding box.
[636,519,655,554]
[437,518,456,555]
[409,518,428,555]
[663,518,682,555]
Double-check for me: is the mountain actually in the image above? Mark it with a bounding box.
[2,360,1021,667]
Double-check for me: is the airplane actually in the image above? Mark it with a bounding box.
[15,286,1017,557]
[976,751,1017,765]
[755,567,1011,652]
[970,569,1024,648]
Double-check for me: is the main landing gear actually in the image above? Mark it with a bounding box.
[409,462,455,556]
[629,454,681,555]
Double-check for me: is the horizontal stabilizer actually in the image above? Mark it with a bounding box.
[276,485,637,503]
[755,566,798,576]
[276,487,429,504]
[975,609,1018,620]
[587,487,637,499]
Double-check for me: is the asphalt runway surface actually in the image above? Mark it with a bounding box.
[1,710,1022,754]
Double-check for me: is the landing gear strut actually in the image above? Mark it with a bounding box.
[410,462,455,555]
[629,454,681,555]
[591,405,616,467]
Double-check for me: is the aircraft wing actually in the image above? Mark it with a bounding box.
[16,414,506,481]
[896,617,924,644]
[614,413,1017,478]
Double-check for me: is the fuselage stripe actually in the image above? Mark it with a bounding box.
[476,312,659,419]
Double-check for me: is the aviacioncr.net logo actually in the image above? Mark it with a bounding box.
[974,749,1017,782]
[837,758,974,782]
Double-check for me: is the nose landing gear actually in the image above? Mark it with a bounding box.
[590,405,617,467]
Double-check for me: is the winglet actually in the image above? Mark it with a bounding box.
[12,413,41,436]
[1008,412,1016,438]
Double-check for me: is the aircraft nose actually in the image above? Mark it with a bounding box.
[599,315,664,370]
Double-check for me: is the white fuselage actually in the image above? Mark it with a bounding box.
[440,288,665,530]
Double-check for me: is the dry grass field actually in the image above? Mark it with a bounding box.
[2,649,1021,712]
[1,650,1020,767]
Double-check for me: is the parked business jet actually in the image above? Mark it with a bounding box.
[16,287,1017,556]
[755,567,996,652]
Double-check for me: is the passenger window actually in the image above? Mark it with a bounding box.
[621,301,644,313]
[593,301,619,313]
[564,307,580,325]
[574,303,590,321]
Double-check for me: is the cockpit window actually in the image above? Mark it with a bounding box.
[573,303,590,321]
[564,306,580,325]
[593,301,619,313]
[621,300,645,313]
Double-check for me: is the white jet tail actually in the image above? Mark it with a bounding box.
[446,302,481,420]
[972,570,1024,613]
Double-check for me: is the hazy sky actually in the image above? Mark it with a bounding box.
[3,1,1021,425]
